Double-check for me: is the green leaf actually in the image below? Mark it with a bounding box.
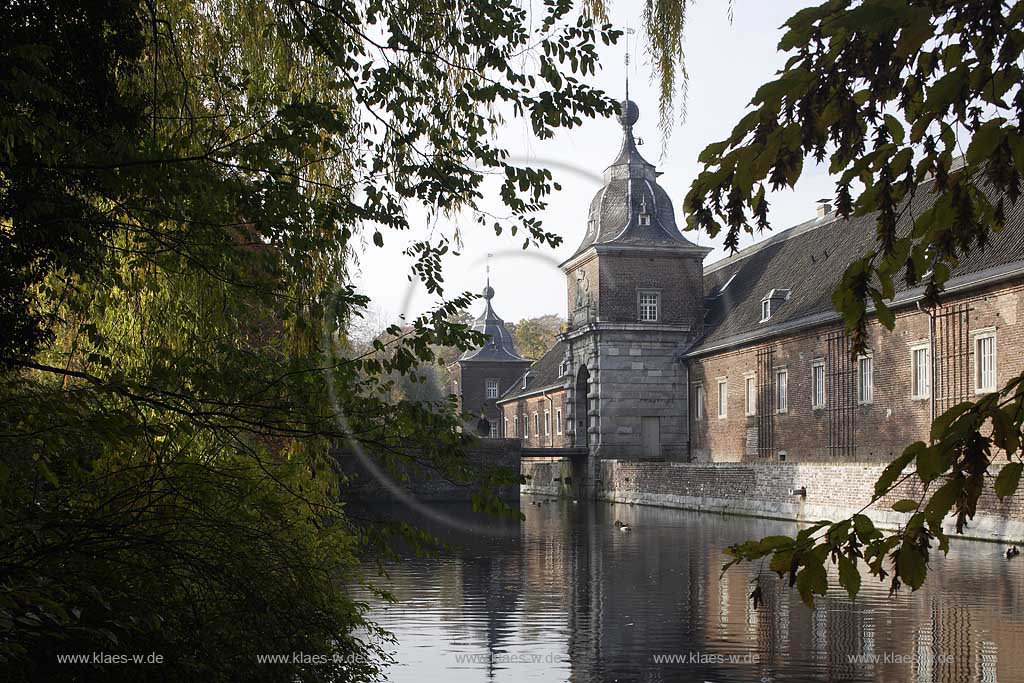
[796,560,828,608]
[874,444,919,497]
[853,513,879,540]
[931,402,973,443]
[36,458,59,487]
[752,68,813,105]
[995,462,1024,499]
[770,549,794,576]
[698,140,730,164]
[897,542,927,590]
[891,499,918,513]
[884,115,905,144]
[916,446,948,485]
[966,118,1007,165]
[838,555,861,600]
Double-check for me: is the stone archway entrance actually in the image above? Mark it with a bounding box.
[574,365,590,449]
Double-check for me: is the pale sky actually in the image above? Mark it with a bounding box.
[353,0,834,327]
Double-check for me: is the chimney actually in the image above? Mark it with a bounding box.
[816,199,832,218]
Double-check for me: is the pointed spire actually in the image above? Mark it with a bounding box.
[460,269,525,362]
[624,26,634,106]
[483,253,494,300]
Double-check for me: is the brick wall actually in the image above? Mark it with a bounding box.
[598,459,1024,542]
[500,388,571,448]
[689,281,1024,463]
[455,359,531,433]
[596,252,704,326]
[565,254,601,323]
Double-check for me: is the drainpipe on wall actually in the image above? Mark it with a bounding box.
[683,361,691,461]
[917,301,936,425]
[543,389,554,448]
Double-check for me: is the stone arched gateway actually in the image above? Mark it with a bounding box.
[572,364,590,449]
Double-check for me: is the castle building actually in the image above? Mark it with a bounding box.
[464,98,1024,489]
[451,280,531,437]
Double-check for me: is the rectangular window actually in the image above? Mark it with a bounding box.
[975,332,996,393]
[523,414,528,438]
[911,344,930,400]
[775,369,788,414]
[811,361,825,409]
[544,410,551,436]
[513,416,519,437]
[533,411,539,436]
[745,376,756,416]
[556,408,563,435]
[485,379,498,399]
[489,422,498,438]
[717,379,728,418]
[858,355,874,404]
[638,291,660,322]
[503,418,508,437]
[694,384,704,420]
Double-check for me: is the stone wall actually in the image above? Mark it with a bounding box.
[564,327,693,462]
[520,457,577,497]
[596,459,1024,542]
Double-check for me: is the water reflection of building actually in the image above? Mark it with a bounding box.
[372,502,1024,683]
[542,503,1024,683]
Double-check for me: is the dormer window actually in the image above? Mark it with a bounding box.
[760,289,791,323]
[521,372,529,389]
[638,196,651,226]
[559,360,568,377]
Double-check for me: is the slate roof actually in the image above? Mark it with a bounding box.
[497,340,567,402]
[567,99,705,261]
[459,282,529,363]
[693,176,1024,355]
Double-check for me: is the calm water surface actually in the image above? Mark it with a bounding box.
[361,496,1024,682]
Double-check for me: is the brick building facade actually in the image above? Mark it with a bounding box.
[483,98,1024,486]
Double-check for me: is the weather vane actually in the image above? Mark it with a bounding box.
[624,26,635,100]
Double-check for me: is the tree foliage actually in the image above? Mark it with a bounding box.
[678,0,1024,606]
[0,0,618,678]
[507,314,565,360]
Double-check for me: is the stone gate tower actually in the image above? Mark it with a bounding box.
[560,99,711,478]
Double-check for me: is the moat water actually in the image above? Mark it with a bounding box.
[361,495,1024,682]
